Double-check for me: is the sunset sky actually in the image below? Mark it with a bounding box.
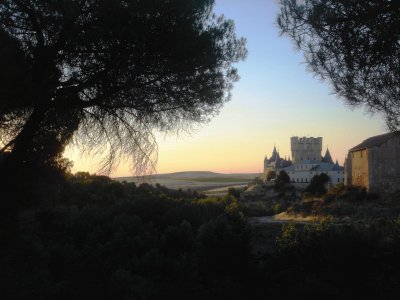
[67,0,386,177]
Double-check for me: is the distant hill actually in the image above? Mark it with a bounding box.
[114,171,261,191]
[115,171,260,181]
[158,171,221,178]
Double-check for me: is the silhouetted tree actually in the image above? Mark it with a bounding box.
[276,170,290,185]
[305,173,330,196]
[274,170,291,191]
[0,0,246,176]
[0,0,246,242]
[266,170,276,182]
[278,0,400,131]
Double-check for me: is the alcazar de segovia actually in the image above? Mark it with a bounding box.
[264,136,344,186]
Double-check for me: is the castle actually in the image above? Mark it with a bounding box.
[264,136,344,186]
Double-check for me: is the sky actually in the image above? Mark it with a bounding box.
[67,0,387,176]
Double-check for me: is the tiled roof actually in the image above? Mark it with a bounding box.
[281,162,343,172]
[349,132,399,152]
[310,163,343,171]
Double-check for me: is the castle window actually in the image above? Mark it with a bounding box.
[296,178,299,182]
[337,178,340,182]
[305,178,308,183]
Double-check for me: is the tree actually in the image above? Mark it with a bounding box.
[274,170,290,191]
[278,0,400,131]
[266,170,276,182]
[0,0,247,176]
[276,170,290,185]
[305,173,330,196]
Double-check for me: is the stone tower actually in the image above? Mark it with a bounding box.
[290,136,322,163]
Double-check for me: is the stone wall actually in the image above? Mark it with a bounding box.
[348,149,369,189]
[344,156,352,186]
[369,136,400,193]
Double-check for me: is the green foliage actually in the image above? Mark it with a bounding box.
[274,170,291,191]
[2,175,400,298]
[272,203,283,215]
[304,173,330,196]
[266,171,276,182]
[276,222,300,250]
[325,184,368,202]
[227,187,241,199]
[268,218,400,299]
[276,170,290,184]
[0,177,251,300]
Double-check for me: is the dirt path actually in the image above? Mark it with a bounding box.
[248,212,319,225]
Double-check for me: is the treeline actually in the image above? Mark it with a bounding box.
[1,174,400,299]
[0,174,251,300]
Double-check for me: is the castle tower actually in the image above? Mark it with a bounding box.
[290,136,322,163]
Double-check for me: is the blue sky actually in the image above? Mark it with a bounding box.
[69,0,387,176]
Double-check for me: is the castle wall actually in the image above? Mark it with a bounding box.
[286,168,344,186]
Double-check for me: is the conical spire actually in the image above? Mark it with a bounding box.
[323,148,333,164]
[270,145,278,161]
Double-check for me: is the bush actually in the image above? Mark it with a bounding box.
[0,178,251,300]
[267,218,400,299]
[304,173,330,196]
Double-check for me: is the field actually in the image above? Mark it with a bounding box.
[114,171,260,194]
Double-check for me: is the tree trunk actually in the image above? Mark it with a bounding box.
[0,106,80,243]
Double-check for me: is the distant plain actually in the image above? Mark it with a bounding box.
[114,171,260,195]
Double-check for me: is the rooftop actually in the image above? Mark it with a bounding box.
[349,132,399,152]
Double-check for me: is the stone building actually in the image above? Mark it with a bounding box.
[344,132,400,193]
[264,136,344,186]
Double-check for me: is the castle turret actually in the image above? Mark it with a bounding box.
[270,145,278,161]
[323,148,334,164]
